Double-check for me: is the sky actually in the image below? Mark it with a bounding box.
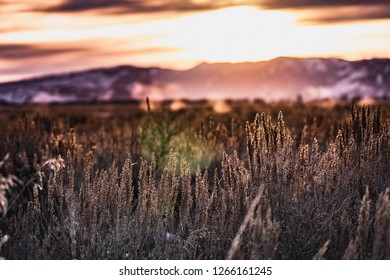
[1,0,390,83]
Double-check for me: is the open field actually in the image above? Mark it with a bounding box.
[0,100,389,259]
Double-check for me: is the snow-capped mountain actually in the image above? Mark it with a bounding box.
[0,57,389,105]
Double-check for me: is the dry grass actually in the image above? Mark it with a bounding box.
[0,101,389,259]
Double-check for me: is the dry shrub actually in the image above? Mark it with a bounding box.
[0,102,389,259]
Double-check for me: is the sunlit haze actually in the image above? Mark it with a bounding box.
[1,0,390,83]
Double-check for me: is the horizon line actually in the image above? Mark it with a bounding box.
[1,55,390,85]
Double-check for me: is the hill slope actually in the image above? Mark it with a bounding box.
[0,57,389,104]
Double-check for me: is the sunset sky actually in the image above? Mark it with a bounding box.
[1,0,390,83]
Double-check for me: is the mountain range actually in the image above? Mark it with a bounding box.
[0,57,389,105]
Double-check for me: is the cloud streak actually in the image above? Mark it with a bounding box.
[43,0,222,13]
[2,0,390,23]
[34,0,390,23]
[262,1,390,22]
[0,44,85,60]
[260,0,390,9]
[299,4,390,24]
[41,0,390,12]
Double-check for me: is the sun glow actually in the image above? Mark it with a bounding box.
[155,6,390,63]
[159,6,299,62]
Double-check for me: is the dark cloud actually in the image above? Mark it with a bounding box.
[0,44,84,60]
[42,0,390,13]
[43,0,218,13]
[258,0,390,9]
[260,0,390,9]
[301,6,390,24]
[260,1,390,22]
[40,0,390,22]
